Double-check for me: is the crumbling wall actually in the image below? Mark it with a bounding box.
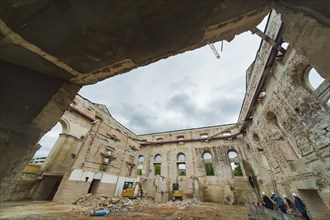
[138,126,255,203]
[242,47,330,216]
[238,8,329,217]
[22,95,142,203]
[274,1,330,80]
[6,173,39,201]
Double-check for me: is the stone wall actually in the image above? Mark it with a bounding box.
[22,95,255,204]
[48,95,141,203]
[239,11,330,218]
[137,125,255,203]
[237,9,330,218]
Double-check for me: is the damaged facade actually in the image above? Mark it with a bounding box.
[238,11,330,219]
[19,94,254,205]
[3,8,330,219]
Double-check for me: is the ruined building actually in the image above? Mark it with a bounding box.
[19,94,252,205]
[0,1,329,219]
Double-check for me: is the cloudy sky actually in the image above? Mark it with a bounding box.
[33,15,326,159]
[79,19,269,135]
[34,18,267,158]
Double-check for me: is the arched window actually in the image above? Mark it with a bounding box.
[203,152,214,176]
[228,150,243,176]
[154,154,162,175]
[177,153,186,161]
[306,67,325,91]
[177,153,186,176]
[137,155,144,176]
[155,154,162,162]
[305,67,329,105]
[228,151,238,159]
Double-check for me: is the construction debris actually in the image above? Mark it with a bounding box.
[72,194,203,217]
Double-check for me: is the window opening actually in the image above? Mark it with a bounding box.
[154,154,162,175]
[155,154,162,162]
[203,152,214,176]
[200,133,208,139]
[156,137,163,146]
[200,133,209,142]
[177,136,185,144]
[177,153,186,161]
[231,162,243,176]
[228,151,238,159]
[137,155,144,176]
[307,67,324,90]
[154,163,161,175]
[100,149,112,171]
[222,131,231,137]
[228,150,243,176]
[178,163,186,176]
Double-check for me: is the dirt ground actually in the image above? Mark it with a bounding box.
[0,200,249,220]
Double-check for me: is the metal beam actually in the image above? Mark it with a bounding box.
[250,27,286,54]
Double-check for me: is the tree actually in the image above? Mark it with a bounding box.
[178,170,186,176]
[205,163,215,176]
[233,163,243,176]
[154,163,161,175]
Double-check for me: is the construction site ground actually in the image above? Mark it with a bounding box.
[0,197,249,220]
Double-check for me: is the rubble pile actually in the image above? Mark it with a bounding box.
[72,194,111,215]
[157,198,203,208]
[72,195,203,216]
[72,194,155,216]
[74,193,110,208]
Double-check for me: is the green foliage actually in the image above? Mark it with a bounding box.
[205,163,215,176]
[178,170,186,176]
[233,163,243,176]
[137,168,142,176]
[154,163,161,175]
[100,164,108,172]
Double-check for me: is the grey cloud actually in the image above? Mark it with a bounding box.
[166,93,192,112]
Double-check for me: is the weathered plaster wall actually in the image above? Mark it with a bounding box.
[138,125,255,203]
[21,95,255,204]
[241,44,330,219]
[274,0,330,81]
[238,8,329,218]
[0,61,80,201]
[45,96,141,203]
